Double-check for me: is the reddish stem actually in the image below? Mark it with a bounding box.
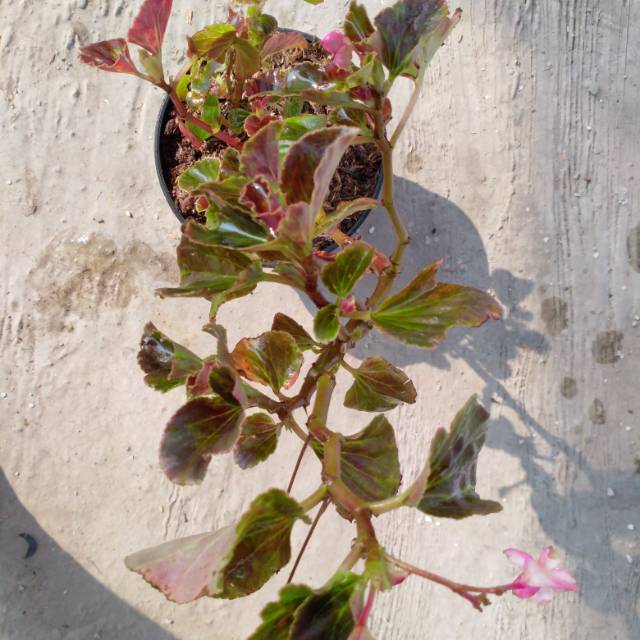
[287,499,330,584]
[167,90,243,150]
[387,554,513,611]
[287,436,310,494]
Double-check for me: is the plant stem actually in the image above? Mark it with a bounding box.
[338,542,365,572]
[168,90,242,150]
[389,81,421,148]
[386,554,513,610]
[283,414,309,442]
[287,498,330,584]
[299,485,329,512]
[287,436,311,494]
[368,112,410,309]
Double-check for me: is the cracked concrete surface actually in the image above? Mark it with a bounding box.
[1,1,639,638]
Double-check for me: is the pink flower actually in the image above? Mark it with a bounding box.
[505,547,579,603]
[321,30,354,70]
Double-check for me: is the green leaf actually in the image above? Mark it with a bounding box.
[220,489,309,598]
[249,584,313,640]
[247,9,278,45]
[418,396,503,519]
[137,322,203,392]
[202,95,221,132]
[186,121,212,141]
[156,234,256,299]
[138,49,164,83]
[371,260,501,348]
[233,38,261,78]
[229,107,252,131]
[314,304,340,342]
[345,2,375,42]
[190,23,236,59]
[234,413,280,469]
[177,158,220,191]
[271,313,316,351]
[231,331,303,393]
[312,415,401,504]
[283,97,304,118]
[372,0,449,79]
[160,396,243,484]
[321,241,373,298]
[175,73,190,100]
[125,489,308,603]
[290,572,361,639]
[344,356,416,412]
[313,197,378,237]
[186,211,270,249]
[400,7,461,81]
[278,115,328,160]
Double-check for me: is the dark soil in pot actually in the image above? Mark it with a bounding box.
[155,38,382,251]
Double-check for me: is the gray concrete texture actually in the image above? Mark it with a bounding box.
[1,0,639,638]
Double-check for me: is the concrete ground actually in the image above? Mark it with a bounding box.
[1,0,639,638]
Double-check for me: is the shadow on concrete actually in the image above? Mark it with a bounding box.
[305,176,640,636]
[0,468,176,640]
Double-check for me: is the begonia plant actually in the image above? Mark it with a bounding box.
[80,0,578,636]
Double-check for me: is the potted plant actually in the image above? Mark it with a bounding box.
[80,0,579,636]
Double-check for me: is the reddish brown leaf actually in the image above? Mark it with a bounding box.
[160,397,243,484]
[240,121,282,182]
[79,39,139,75]
[281,127,360,214]
[261,31,309,59]
[125,526,237,603]
[127,0,173,54]
[231,331,303,393]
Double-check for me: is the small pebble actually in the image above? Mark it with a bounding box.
[628,524,635,531]
[125,210,133,218]
[6,179,12,185]
[368,226,375,234]
[626,554,633,564]
[28,402,36,409]
[0,392,7,399]
[625,426,632,432]
[607,487,615,497]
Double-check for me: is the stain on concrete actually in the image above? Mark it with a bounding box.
[588,398,606,425]
[28,233,175,332]
[541,297,568,335]
[627,225,640,273]
[592,331,624,364]
[560,376,578,399]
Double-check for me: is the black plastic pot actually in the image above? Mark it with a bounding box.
[153,36,383,249]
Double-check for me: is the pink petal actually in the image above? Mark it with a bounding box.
[532,587,555,603]
[321,30,349,55]
[504,548,534,568]
[538,546,560,570]
[549,569,579,592]
[512,585,540,599]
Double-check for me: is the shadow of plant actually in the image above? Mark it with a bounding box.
[328,176,639,637]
